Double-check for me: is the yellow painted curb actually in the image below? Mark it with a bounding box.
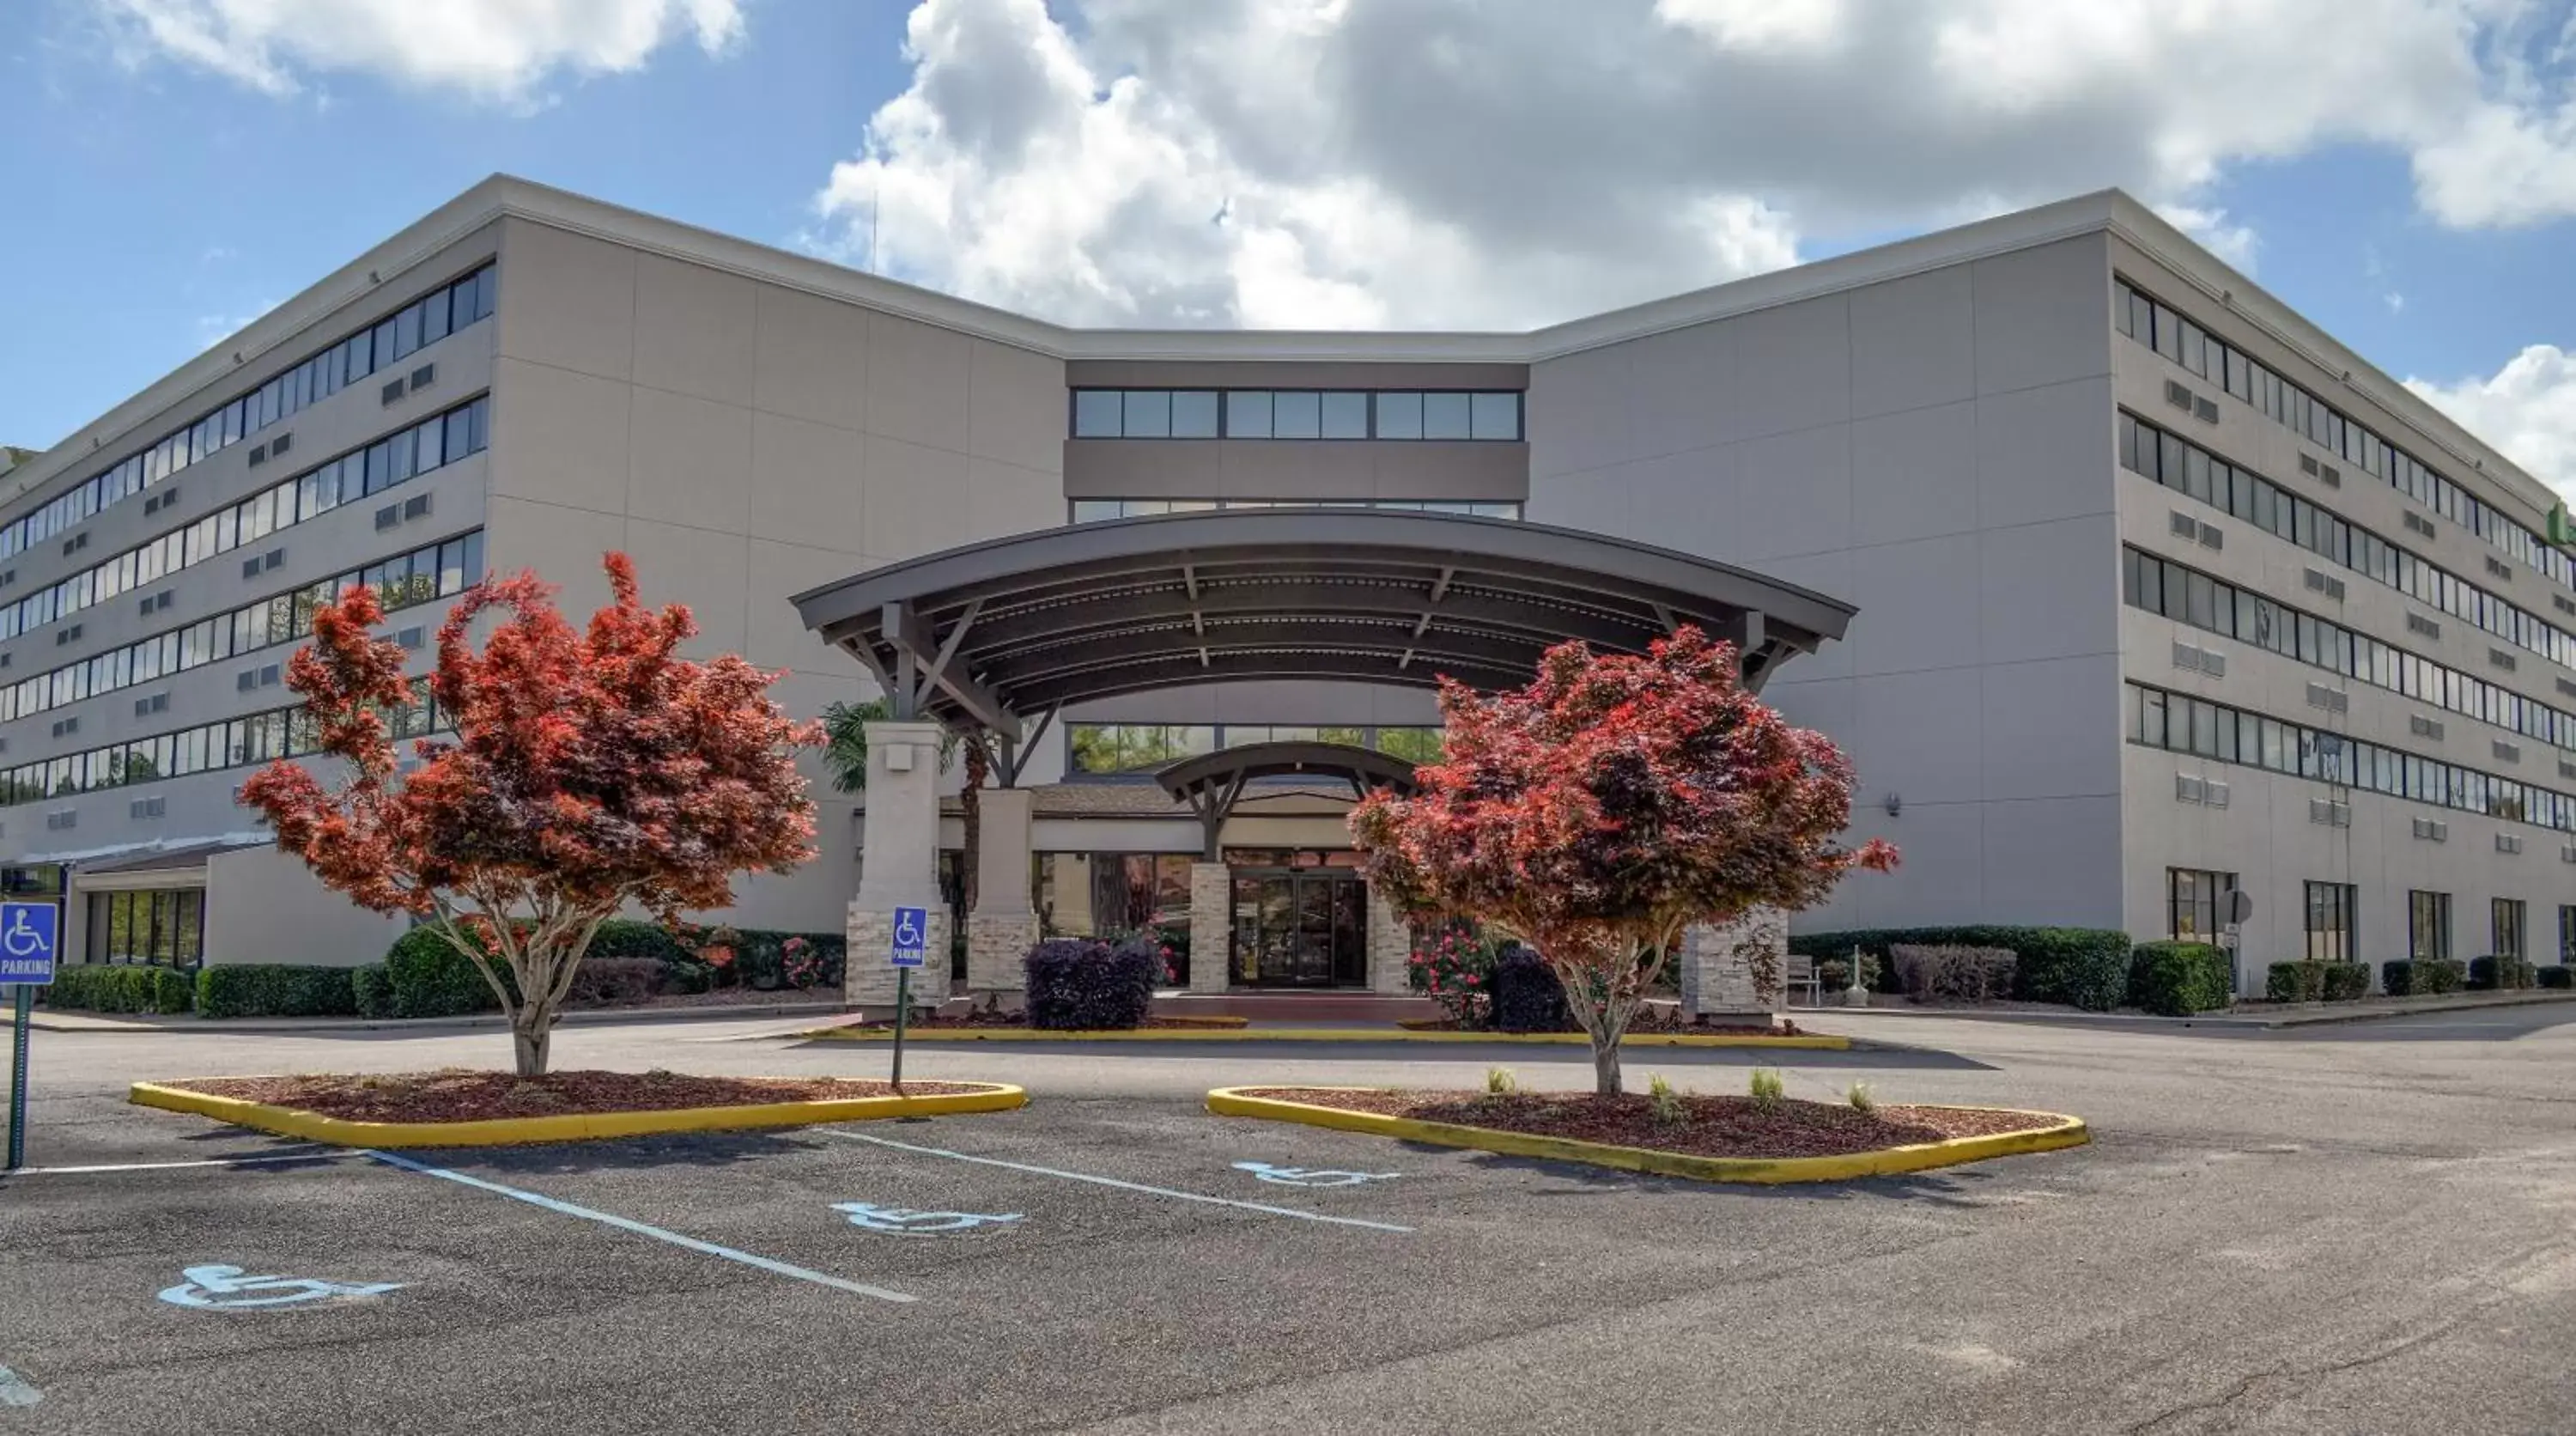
[1204,1086,2087,1184]
[129,1080,1028,1149]
[801,1025,1848,1049]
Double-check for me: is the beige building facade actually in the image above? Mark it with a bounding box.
[2,175,2569,992]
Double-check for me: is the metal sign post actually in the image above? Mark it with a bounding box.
[889,905,928,1093]
[0,900,62,1171]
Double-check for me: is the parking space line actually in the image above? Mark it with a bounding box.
[821,1129,1414,1233]
[359,1150,917,1304]
[3,1151,355,1176]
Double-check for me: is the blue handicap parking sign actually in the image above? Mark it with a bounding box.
[0,902,57,985]
[890,906,927,968]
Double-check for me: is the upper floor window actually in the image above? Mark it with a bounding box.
[1071,389,1522,441]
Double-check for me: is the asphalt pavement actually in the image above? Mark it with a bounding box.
[2,1004,2572,1434]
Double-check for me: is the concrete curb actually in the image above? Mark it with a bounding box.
[1832,990,2576,1031]
[128,1080,1029,1148]
[799,1025,1850,1049]
[1204,1086,2087,1184]
[34,1000,855,1037]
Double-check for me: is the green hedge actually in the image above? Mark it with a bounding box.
[352,964,394,1018]
[381,927,513,1018]
[2264,960,2372,1004]
[588,919,691,965]
[1790,927,2132,1011]
[2537,965,2573,990]
[194,964,361,1019]
[2381,958,2467,996]
[2129,941,2236,1016]
[2466,956,2537,992]
[39,964,195,1014]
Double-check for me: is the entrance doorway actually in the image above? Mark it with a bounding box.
[1230,867,1368,987]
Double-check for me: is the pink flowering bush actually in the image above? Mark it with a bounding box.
[1407,925,1506,1029]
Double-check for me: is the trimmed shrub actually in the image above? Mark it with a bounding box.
[1791,927,2131,1011]
[381,927,513,1019]
[730,928,847,992]
[194,964,361,1019]
[1889,945,2019,1003]
[2266,960,2373,1004]
[2322,963,2372,1001]
[565,957,665,1006]
[1489,945,1571,1032]
[2537,964,2573,990]
[588,920,690,965]
[40,964,195,1015]
[1023,935,1160,1030]
[1816,952,1884,991]
[2383,957,2466,996]
[352,964,394,1018]
[2467,956,2537,992]
[2129,941,2235,1016]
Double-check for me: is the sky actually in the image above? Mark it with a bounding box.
[3,0,2574,502]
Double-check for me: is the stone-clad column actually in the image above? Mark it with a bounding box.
[1677,906,1786,1025]
[1365,884,1413,995]
[1187,861,1231,993]
[846,720,951,1009]
[965,786,1038,994]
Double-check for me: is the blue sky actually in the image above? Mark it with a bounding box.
[3,0,2572,498]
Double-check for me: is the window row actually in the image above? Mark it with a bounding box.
[2405,893,2576,964]
[1066,722,1446,774]
[0,676,446,810]
[1,265,494,564]
[2117,277,2575,599]
[0,532,482,725]
[1069,497,1522,523]
[85,886,206,967]
[2122,411,2575,672]
[1070,389,1523,441]
[2172,875,2571,966]
[2123,546,2576,755]
[2127,682,2576,834]
[0,397,488,645]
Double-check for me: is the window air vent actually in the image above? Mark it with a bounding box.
[381,379,407,405]
[2404,512,2438,538]
[2560,678,2576,699]
[138,598,154,618]
[2491,648,2518,672]
[2563,843,2576,864]
[46,812,75,831]
[402,494,430,520]
[2494,740,2522,764]
[2308,797,2352,828]
[2165,380,2195,411]
[242,558,263,580]
[374,505,400,531]
[2407,613,2442,640]
[2192,396,2220,424]
[272,433,290,456]
[2299,454,2318,476]
[2172,642,2226,677]
[2556,594,2576,617]
[2196,520,2223,550]
[237,671,257,692]
[2304,683,2348,714]
[2562,759,2576,782]
[410,363,434,390]
[129,797,165,820]
[2175,773,2229,807]
[2412,817,2449,842]
[49,718,75,738]
[2409,715,2445,740]
[2486,557,2513,581]
[258,663,282,687]
[2171,511,2197,538]
[247,443,268,467]
[156,592,173,612]
[2497,833,2524,855]
[2318,464,2341,488]
[144,495,161,514]
[132,694,167,717]
[397,626,425,651]
[2303,569,2346,601]
[264,549,283,571]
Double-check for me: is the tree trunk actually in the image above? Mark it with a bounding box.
[1591,1037,1622,1097]
[512,1010,550,1078]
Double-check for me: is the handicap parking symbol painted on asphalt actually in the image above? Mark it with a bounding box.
[832,1202,1022,1235]
[156,1263,407,1310]
[1231,1162,1399,1188]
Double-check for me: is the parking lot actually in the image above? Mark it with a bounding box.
[4,1007,2574,1434]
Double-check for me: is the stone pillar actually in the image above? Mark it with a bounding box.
[965,785,1038,994]
[845,720,952,1009]
[1678,906,1787,1025]
[1365,884,1413,995]
[1187,861,1231,993]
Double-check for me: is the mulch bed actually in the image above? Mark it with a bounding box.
[841,1013,1245,1031]
[1398,1015,1806,1037]
[1237,1087,2050,1159]
[169,1070,981,1124]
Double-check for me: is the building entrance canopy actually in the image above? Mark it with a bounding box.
[1157,739,1421,861]
[789,508,1858,745]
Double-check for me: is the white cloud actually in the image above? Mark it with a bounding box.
[92,0,742,101]
[2408,348,2576,503]
[811,0,2576,330]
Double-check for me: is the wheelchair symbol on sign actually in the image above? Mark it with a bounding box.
[157,1263,405,1310]
[892,912,923,947]
[1232,1162,1398,1188]
[833,1202,1021,1235]
[3,910,45,958]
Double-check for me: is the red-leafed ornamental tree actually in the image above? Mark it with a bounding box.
[1351,627,1896,1096]
[241,554,819,1076]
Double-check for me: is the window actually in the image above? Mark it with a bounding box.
[1068,389,1523,441]
[1066,722,1443,775]
[2409,891,2451,962]
[0,265,493,572]
[0,678,448,811]
[2561,905,2576,964]
[2304,881,2357,963]
[2493,898,2527,962]
[2167,867,2235,940]
[84,886,204,966]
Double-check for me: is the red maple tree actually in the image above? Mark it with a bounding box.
[241,554,819,1075]
[1351,627,1896,1095]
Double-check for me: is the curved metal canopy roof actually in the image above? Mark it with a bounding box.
[1155,739,1419,861]
[790,508,1856,741]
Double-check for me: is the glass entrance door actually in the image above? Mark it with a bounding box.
[1231,869,1368,987]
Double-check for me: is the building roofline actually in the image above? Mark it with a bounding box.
[9,174,2561,525]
